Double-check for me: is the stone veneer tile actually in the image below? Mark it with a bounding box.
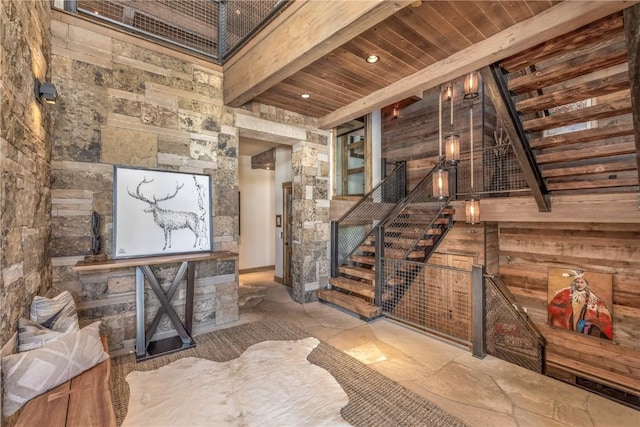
[112,39,193,75]
[101,126,157,167]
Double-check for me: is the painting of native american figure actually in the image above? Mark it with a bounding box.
[547,267,613,341]
[114,166,212,258]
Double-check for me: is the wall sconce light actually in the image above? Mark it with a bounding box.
[433,168,449,200]
[445,134,460,163]
[392,105,399,119]
[465,197,480,224]
[35,78,58,104]
[464,71,479,100]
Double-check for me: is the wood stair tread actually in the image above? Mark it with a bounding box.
[329,277,375,298]
[384,248,425,259]
[384,237,434,247]
[317,289,381,319]
[339,265,375,281]
[349,255,375,265]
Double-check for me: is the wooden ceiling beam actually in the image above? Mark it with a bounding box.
[623,3,640,186]
[223,0,413,108]
[318,0,639,130]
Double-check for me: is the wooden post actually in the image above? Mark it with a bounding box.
[623,4,640,184]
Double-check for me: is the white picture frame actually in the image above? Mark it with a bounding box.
[113,166,212,258]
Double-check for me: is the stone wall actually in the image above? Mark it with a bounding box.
[0,0,53,353]
[1,0,53,422]
[236,104,331,303]
[49,12,239,353]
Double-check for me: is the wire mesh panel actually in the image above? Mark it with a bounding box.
[382,258,472,344]
[456,144,529,196]
[224,0,284,57]
[68,1,288,61]
[485,277,545,373]
[381,159,453,261]
[76,0,220,58]
[335,163,406,266]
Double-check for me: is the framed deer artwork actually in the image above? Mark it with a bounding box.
[113,166,212,258]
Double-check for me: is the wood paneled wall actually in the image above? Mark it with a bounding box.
[435,222,485,265]
[383,77,490,193]
[498,222,640,393]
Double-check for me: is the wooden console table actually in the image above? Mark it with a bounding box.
[74,252,237,361]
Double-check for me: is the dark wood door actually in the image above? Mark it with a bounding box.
[282,182,293,286]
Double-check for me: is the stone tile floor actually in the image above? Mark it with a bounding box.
[226,270,639,427]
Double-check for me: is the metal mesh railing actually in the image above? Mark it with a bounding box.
[485,276,545,373]
[65,1,287,61]
[76,0,219,57]
[223,0,284,58]
[382,158,454,260]
[333,163,406,268]
[457,143,529,196]
[382,259,473,344]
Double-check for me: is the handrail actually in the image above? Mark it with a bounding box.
[336,162,406,223]
[332,162,406,271]
[485,274,546,347]
[381,157,454,260]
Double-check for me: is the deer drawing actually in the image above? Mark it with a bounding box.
[127,178,205,250]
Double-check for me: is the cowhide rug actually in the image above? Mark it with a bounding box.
[122,337,350,426]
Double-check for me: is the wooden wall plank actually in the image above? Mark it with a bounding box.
[529,122,634,149]
[623,4,640,178]
[516,71,629,115]
[499,221,640,393]
[472,193,640,223]
[501,12,624,72]
[508,41,628,95]
[523,90,632,132]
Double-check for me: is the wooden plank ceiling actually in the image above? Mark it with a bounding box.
[252,0,560,118]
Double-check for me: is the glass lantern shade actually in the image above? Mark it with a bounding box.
[464,71,479,100]
[433,168,449,199]
[445,134,460,162]
[465,197,480,224]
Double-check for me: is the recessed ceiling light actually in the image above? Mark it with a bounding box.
[366,55,380,64]
[235,9,241,15]
[300,93,310,99]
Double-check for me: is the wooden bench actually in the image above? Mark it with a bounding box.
[15,336,116,427]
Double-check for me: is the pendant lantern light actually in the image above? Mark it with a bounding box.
[465,104,480,224]
[464,71,479,100]
[433,85,449,200]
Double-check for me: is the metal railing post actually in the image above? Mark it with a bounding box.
[448,161,458,200]
[330,221,338,278]
[399,161,406,199]
[472,264,486,359]
[218,0,228,60]
[374,225,384,306]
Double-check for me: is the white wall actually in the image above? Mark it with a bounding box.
[274,148,292,279]
[238,155,275,270]
[371,109,382,186]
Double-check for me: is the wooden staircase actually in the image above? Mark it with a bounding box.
[318,205,454,320]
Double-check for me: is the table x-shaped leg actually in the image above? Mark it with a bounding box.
[135,262,196,360]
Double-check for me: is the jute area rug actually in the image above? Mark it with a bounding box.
[110,319,468,427]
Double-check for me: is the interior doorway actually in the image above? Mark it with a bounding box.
[282,181,293,286]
